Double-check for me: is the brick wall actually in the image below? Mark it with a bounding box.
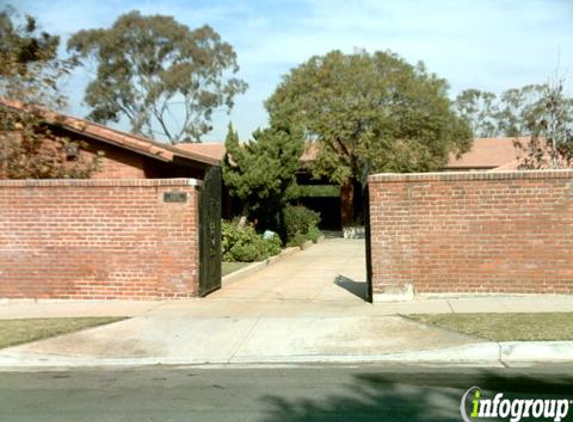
[0,179,201,300]
[81,139,205,180]
[368,170,573,301]
[87,142,147,179]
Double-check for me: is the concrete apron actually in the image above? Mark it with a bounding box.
[2,313,573,369]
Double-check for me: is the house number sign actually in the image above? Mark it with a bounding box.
[163,192,188,203]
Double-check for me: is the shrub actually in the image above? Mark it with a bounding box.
[306,226,323,243]
[284,205,321,241]
[264,231,283,256]
[222,221,282,262]
[287,232,307,248]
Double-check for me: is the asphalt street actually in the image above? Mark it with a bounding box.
[1,364,573,422]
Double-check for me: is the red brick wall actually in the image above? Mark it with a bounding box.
[0,179,201,300]
[368,170,573,300]
[81,140,205,180]
[86,142,147,179]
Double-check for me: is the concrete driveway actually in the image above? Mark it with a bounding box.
[211,238,368,304]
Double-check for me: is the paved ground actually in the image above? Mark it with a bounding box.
[2,364,573,422]
[213,238,368,304]
[1,238,573,367]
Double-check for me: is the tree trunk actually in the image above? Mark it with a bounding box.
[238,201,250,227]
[340,181,354,227]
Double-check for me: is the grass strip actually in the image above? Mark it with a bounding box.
[0,317,126,349]
[406,313,573,341]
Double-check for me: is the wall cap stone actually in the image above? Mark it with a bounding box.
[368,169,573,183]
[0,178,203,188]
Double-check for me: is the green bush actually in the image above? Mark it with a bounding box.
[284,205,321,241]
[264,231,283,256]
[306,225,322,243]
[222,221,282,262]
[287,232,307,248]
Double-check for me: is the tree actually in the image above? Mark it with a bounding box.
[222,116,304,236]
[496,84,554,138]
[0,6,98,179]
[455,83,573,140]
[266,50,473,194]
[513,79,573,169]
[454,81,573,168]
[67,11,248,144]
[453,89,499,137]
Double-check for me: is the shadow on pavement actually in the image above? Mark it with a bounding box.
[335,274,369,301]
[259,369,573,422]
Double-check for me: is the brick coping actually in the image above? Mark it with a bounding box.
[0,178,203,188]
[368,169,573,183]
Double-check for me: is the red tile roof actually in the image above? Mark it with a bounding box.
[446,137,529,170]
[0,99,220,166]
[175,137,530,171]
[298,138,527,171]
[175,142,227,162]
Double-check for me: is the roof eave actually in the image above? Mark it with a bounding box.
[60,125,173,163]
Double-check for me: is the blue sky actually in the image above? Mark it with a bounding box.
[12,0,573,142]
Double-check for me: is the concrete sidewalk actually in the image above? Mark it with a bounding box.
[1,294,573,368]
[2,294,573,320]
[1,238,572,368]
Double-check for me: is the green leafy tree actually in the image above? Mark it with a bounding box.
[496,84,555,138]
[513,80,573,169]
[454,81,573,168]
[266,50,473,193]
[67,10,248,144]
[0,6,98,179]
[455,83,573,138]
[222,117,304,236]
[453,89,499,137]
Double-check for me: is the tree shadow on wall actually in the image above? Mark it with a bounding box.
[258,368,573,422]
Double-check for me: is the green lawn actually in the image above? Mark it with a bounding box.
[222,261,253,276]
[0,317,126,349]
[406,313,573,342]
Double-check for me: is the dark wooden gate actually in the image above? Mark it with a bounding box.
[199,166,222,296]
[363,182,373,303]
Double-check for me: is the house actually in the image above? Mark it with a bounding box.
[0,99,220,180]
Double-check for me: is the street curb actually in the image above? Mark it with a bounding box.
[222,236,325,286]
[0,341,571,370]
[499,341,573,363]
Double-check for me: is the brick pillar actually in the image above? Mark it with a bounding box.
[340,182,353,227]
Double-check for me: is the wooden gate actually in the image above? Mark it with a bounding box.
[363,182,373,303]
[199,166,222,296]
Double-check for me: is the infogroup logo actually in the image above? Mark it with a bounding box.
[461,386,572,422]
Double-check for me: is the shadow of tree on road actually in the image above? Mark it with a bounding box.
[259,369,573,422]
